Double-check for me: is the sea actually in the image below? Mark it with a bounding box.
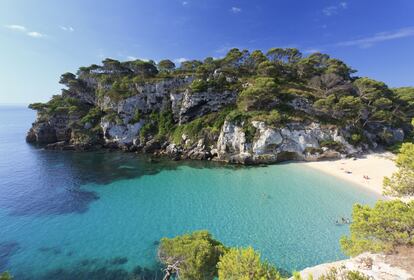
[0,105,379,279]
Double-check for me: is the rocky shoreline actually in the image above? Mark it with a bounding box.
[26,75,405,165]
[26,53,409,166]
[26,116,399,165]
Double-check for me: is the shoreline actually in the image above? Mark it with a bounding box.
[302,152,397,197]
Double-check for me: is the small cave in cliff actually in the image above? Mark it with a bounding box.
[276,151,301,162]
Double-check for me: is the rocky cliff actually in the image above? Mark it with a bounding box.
[27,50,412,164]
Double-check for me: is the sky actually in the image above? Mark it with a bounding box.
[0,0,413,104]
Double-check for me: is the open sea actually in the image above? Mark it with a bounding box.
[0,106,379,279]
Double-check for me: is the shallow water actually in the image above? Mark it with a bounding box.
[0,106,379,279]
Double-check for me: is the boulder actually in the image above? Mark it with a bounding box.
[101,119,144,146]
[26,123,57,144]
[143,139,161,153]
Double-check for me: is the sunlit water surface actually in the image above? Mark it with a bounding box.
[0,106,379,279]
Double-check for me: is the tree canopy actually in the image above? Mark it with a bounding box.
[340,200,414,256]
[383,143,414,197]
[158,59,176,72]
[158,230,227,280]
[28,47,413,150]
[217,247,282,280]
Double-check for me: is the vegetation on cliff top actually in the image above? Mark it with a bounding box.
[28,47,414,148]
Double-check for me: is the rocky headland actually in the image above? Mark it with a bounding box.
[26,49,413,165]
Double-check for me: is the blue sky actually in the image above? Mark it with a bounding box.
[0,0,413,104]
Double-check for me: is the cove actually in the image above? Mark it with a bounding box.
[0,107,379,279]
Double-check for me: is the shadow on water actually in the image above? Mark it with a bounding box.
[17,256,164,280]
[0,241,20,272]
[38,246,63,255]
[1,146,241,217]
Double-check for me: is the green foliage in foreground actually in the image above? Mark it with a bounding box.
[158,231,282,280]
[0,272,12,280]
[383,143,414,197]
[158,230,227,280]
[217,247,282,280]
[158,230,376,280]
[340,200,414,256]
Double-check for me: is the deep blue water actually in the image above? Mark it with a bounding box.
[0,106,379,279]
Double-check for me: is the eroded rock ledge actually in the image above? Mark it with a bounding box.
[292,247,414,280]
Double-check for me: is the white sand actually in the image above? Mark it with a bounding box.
[303,153,397,196]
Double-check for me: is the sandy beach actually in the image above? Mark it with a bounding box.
[303,152,397,196]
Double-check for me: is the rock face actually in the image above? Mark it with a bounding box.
[26,112,78,144]
[98,77,194,117]
[292,251,414,280]
[101,120,144,147]
[216,121,357,164]
[26,123,57,144]
[216,121,251,163]
[27,75,406,164]
[176,90,237,124]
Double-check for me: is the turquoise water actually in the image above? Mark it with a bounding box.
[0,106,379,279]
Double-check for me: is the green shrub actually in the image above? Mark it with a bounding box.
[225,110,249,124]
[237,77,280,111]
[217,247,281,280]
[243,122,257,143]
[171,109,234,144]
[28,102,47,111]
[251,110,282,126]
[139,122,157,140]
[172,118,205,144]
[190,79,208,93]
[139,110,175,140]
[351,134,361,143]
[129,109,142,124]
[383,143,414,197]
[340,200,414,256]
[158,230,227,280]
[158,111,175,136]
[81,107,103,126]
